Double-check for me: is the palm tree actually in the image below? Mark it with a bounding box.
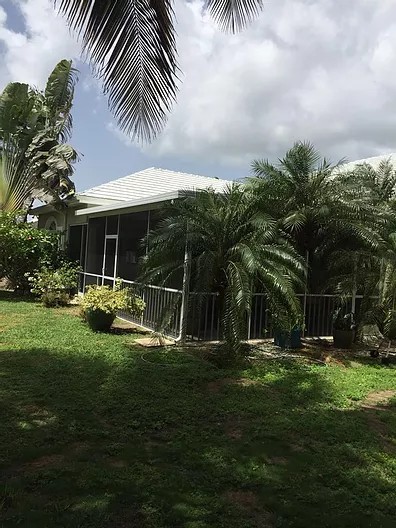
[249,142,384,291]
[141,184,305,353]
[0,60,78,212]
[322,159,396,338]
[54,0,264,141]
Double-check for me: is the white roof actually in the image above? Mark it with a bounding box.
[338,153,396,172]
[79,167,229,202]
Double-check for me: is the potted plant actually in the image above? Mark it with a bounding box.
[332,308,356,348]
[81,284,145,332]
[272,310,304,349]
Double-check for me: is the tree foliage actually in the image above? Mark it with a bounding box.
[141,184,305,353]
[0,60,79,213]
[0,212,61,290]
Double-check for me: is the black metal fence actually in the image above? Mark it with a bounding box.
[79,272,360,341]
[186,292,360,341]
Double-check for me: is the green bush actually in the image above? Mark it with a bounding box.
[81,285,145,317]
[27,262,81,307]
[0,212,61,290]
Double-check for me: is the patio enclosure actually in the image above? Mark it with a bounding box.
[71,213,360,341]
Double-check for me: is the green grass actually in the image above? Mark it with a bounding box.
[1,291,396,527]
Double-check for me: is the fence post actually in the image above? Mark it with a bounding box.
[178,243,192,343]
[302,250,309,338]
[351,255,357,314]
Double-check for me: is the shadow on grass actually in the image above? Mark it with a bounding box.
[0,345,395,528]
[0,290,36,303]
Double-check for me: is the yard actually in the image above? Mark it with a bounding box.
[1,292,396,527]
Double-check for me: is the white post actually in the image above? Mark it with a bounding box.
[177,241,192,344]
[351,256,357,314]
[302,250,309,338]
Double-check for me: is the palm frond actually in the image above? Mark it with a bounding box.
[55,0,178,142]
[55,0,264,140]
[205,0,264,32]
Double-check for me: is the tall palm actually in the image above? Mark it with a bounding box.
[0,60,78,212]
[54,0,264,141]
[249,142,384,290]
[323,160,396,337]
[141,184,305,353]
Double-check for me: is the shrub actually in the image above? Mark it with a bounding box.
[81,284,145,332]
[332,308,356,331]
[81,285,145,316]
[27,262,81,307]
[0,212,61,290]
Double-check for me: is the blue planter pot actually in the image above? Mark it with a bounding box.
[274,328,302,349]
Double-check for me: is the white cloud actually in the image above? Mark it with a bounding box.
[106,122,134,147]
[2,0,396,168]
[144,0,396,165]
[0,0,81,90]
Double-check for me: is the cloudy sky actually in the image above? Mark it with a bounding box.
[1,0,396,191]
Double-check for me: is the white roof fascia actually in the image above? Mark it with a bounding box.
[75,190,185,216]
[75,194,121,206]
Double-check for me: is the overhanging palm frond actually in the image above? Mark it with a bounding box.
[55,0,264,141]
[55,0,178,142]
[205,0,264,32]
[44,59,78,141]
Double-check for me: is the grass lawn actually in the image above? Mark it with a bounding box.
[0,292,396,527]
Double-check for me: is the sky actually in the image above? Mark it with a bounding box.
[1,0,396,192]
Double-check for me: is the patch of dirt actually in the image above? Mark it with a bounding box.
[290,443,306,453]
[224,490,274,527]
[21,405,57,426]
[359,390,396,453]
[107,458,128,468]
[361,390,396,410]
[106,509,146,528]
[207,377,261,394]
[221,413,248,440]
[363,411,395,453]
[53,305,81,317]
[322,354,348,367]
[67,442,90,455]
[267,456,288,466]
[207,378,234,393]
[225,490,258,508]
[22,454,64,472]
[224,424,243,440]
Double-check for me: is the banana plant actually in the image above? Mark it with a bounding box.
[0,60,79,213]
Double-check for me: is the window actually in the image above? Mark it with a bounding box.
[106,215,119,235]
[68,225,87,266]
[117,211,149,280]
[86,217,106,274]
[45,216,58,231]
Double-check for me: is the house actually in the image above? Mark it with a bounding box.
[31,154,396,341]
[31,167,230,290]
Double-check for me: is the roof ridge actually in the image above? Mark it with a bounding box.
[80,167,228,196]
[149,166,223,182]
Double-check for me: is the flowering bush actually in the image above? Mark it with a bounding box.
[27,262,81,307]
[81,285,145,316]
